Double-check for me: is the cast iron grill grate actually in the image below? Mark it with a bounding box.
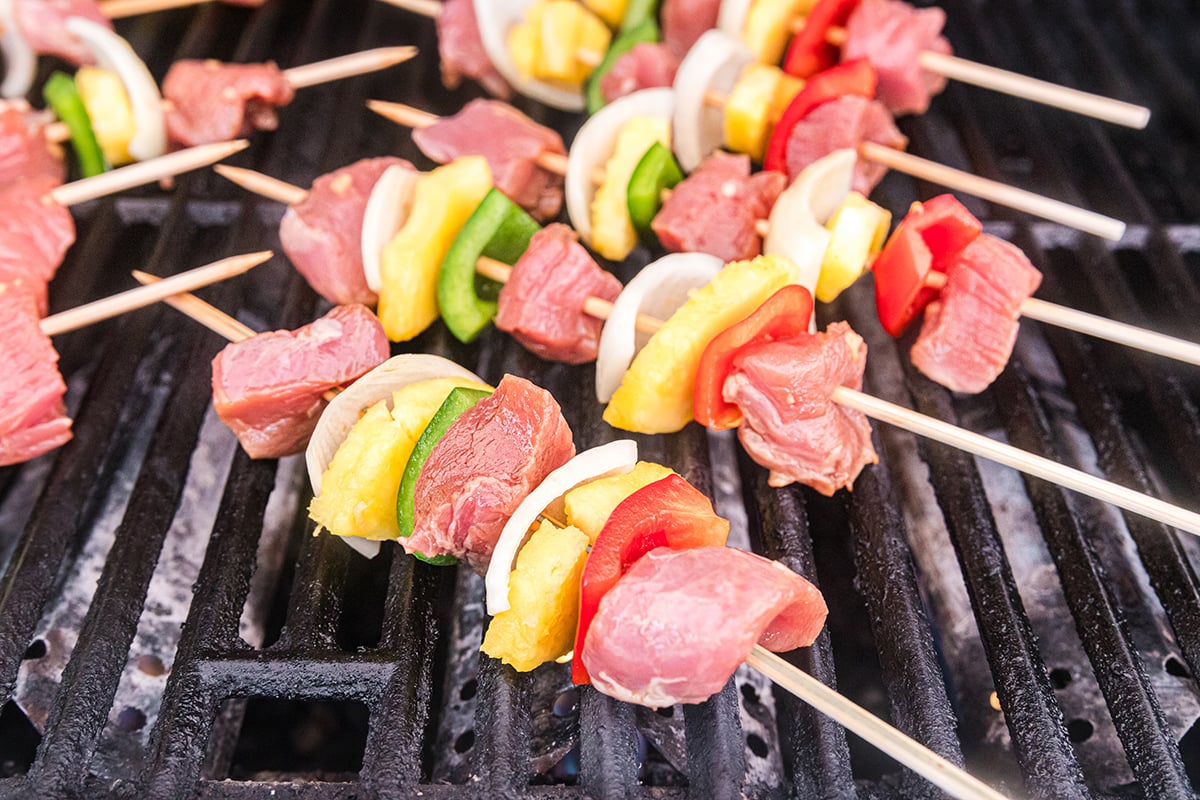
[1,1,1199,798]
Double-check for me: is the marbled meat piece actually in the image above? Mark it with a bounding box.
[600,43,680,105]
[211,304,389,459]
[782,94,906,194]
[911,234,1042,394]
[724,321,877,494]
[583,546,828,708]
[842,0,951,116]
[662,0,720,58]
[0,176,77,316]
[14,0,110,64]
[437,0,512,98]
[163,60,295,146]
[279,156,412,306]
[0,282,71,466]
[495,224,622,363]
[413,99,566,221]
[0,100,65,186]
[405,375,575,572]
[652,151,785,262]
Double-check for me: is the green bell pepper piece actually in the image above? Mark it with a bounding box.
[396,386,494,564]
[585,17,660,115]
[620,0,659,32]
[626,141,684,243]
[438,188,541,344]
[43,71,107,179]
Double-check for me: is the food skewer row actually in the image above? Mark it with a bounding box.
[2,251,270,466]
[377,0,1149,128]
[109,278,1011,800]
[193,162,1200,537]
[367,91,1125,241]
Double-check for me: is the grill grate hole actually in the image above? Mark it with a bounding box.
[219,698,368,781]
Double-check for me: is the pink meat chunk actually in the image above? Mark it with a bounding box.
[662,0,720,58]
[583,546,828,708]
[163,60,295,146]
[0,282,71,466]
[0,101,65,186]
[413,100,567,221]
[405,375,575,572]
[436,0,512,98]
[494,224,622,363]
[783,94,907,194]
[652,152,785,262]
[0,176,77,316]
[842,0,951,116]
[911,234,1042,394]
[724,321,878,494]
[14,0,110,65]
[279,156,412,306]
[600,43,680,105]
[211,304,389,459]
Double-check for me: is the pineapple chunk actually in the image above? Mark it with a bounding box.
[75,67,136,166]
[308,377,490,542]
[724,64,802,162]
[816,192,891,303]
[481,520,589,671]
[581,0,627,28]
[743,0,810,64]
[592,116,671,260]
[509,0,611,86]
[604,254,803,433]
[564,461,675,544]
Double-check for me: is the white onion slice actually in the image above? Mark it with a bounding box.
[0,0,36,99]
[764,148,856,321]
[671,29,752,172]
[485,439,637,615]
[565,87,674,246]
[595,252,722,403]
[474,0,585,111]
[65,18,165,161]
[305,354,484,495]
[717,0,752,37]
[361,165,419,293]
[340,536,381,559]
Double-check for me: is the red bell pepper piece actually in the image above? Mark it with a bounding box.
[873,194,983,337]
[782,0,861,79]
[763,59,877,175]
[693,285,814,431]
[572,474,730,685]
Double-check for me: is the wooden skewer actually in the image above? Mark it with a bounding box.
[375,0,1149,129]
[44,47,418,146]
[48,140,249,207]
[131,259,1009,800]
[367,98,1125,241]
[220,167,1200,538]
[38,251,271,337]
[99,0,215,19]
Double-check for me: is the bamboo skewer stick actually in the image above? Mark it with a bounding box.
[133,265,1010,800]
[216,163,1199,371]
[217,166,1200,537]
[375,0,1149,128]
[366,98,1125,240]
[44,48,418,146]
[39,251,271,337]
[48,140,249,207]
[99,0,215,18]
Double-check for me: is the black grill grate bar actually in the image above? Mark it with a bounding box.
[991,357,1191,796]
[843,289,1092,799]
[24,304,221,798]
[578,690,639,799]
[1016,230,1200,681]
[738,459,856,798]
[841,431,966,797]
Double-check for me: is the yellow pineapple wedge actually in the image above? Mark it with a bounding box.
[564,461,675,544]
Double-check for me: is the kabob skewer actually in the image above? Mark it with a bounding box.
[367,97,1125,241]
[207,165,1200,537]
[123,277,1010,800]
[377,0,1149,128]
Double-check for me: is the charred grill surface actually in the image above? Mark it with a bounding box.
[2,1,1200,799]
